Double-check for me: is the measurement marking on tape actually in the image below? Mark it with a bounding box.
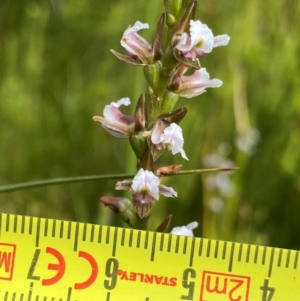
[175,234,180,253]
[277,248,282,266]
[254,244,259,263]
[82,223,87,242]
[262,246,267,265]
[136,231,141,248]
[238,243,242,261]
[268,247,275,277]
[129,229,133,247]
[44,219,48,237]
[222,240,227,259]
[167,234,172,252]
[246,244,251,263]
[67,287,72,301]
[106,227,110,245]
[189,237,195,267]
[67,221,71,239]
[73,222,79,251]
[150,232,156,261]
[294,251,299,269]
[1,213,300,301]
[206,239,211,257]
[35,218,40,247]
[90,224,94,243]
[5,214,10,231]
[21,215,25,234]
[13,215,17,233]
[29,216,33,235]
[286,249,291,268]
[60,220,64,239]
[183,236,188,255]
[214,239,219,259]
[52,220,56,238]
[27,282,33,301]
[112,227,118,257]
[228,242,235,272]
[121,228,125,246]
[98,225,102,243]
[144,230,149,249]
[159,233,164,251]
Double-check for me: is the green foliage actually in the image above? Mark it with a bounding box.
[0,0,300,249]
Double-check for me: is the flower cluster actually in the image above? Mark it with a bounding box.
[94,0,230,231]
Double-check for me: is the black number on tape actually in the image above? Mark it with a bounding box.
[260,279,275,301]
[181,268,196,300]
[104,258,119,290]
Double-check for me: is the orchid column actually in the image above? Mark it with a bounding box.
[93,0,230,231]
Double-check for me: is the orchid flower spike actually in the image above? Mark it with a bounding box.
[151,122,188,160]
[174,20,230,59]
[116,168,177,204]
[170,221,199,237]
[93,98,134,138]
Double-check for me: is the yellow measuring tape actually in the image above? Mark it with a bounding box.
[0,213,299,300]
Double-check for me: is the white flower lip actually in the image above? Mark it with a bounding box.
[123,21,149,36]
[115,168,178,204]
[170,221,199,237]
[151,122,188,160]
[131,168,160,203]
[174,19,230,59]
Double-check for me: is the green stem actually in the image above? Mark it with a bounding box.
[134,215,150,230]
[0,167,238,194]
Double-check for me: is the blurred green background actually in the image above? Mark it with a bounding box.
[0,0,299,250]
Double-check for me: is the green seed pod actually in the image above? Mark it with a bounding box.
[161,90,180,114]
[144,61,162,92]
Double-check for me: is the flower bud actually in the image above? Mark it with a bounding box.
[164,0,183,27]
[164,0,183,18]
[100,196,137,227]
[166,13,177,27]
